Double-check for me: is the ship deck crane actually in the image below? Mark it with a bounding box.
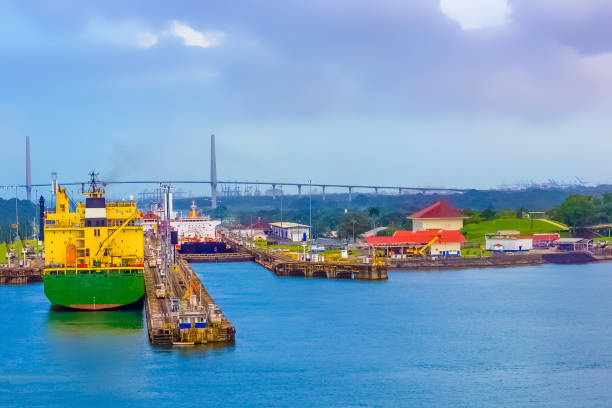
[94,209,141,262]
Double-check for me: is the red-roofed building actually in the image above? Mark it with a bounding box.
[143,211,160,221]
[408,200,466,232]
[365,229,466,257]
[142,211,160,233]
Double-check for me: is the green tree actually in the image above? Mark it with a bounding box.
[0,242,7,263]
[337,213,371,241]
[213,204,228,220]
[480,208,497,221]
[367,207,380,228]
[553,194,603,227]
[462,208,483,225]
[376,227,397,237]
[379,212,411,230]
[14,239,23,259]
[602,193,612,223]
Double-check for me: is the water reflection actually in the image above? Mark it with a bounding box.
[47,300,144,337]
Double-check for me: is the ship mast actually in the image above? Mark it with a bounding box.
[84,171,105,198]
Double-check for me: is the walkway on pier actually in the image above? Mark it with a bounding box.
[220,234,388,281]
[143,237,235,346]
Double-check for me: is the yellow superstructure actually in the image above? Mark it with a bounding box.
[44,185,144,269]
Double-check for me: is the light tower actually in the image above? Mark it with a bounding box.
[25,136,32,201]
[210,134,217,210]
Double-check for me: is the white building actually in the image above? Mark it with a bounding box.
[486,231,533,252]
[269,222,311,242]
[231,222,269,240]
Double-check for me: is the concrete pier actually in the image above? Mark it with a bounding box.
[143,239,235,347]
[274,261,388,280]
[143,261,174,346]
[0,267,43,285]
[221,234,388,281]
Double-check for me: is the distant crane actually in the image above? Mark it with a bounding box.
[575,176,587,186]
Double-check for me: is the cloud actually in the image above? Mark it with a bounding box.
[439,0,512,30]
[168,20,225,48]
[136,31,158,48]
[83,18,158,48]
[83,18,223,49]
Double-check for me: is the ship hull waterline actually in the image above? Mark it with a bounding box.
[43,270,145,311]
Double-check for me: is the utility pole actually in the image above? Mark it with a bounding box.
[15,186,19,241]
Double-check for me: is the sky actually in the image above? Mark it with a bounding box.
[1,0,612,195]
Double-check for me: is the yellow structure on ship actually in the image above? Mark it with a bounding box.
[43,173,145,310]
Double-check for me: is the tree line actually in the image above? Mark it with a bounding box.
[549,193,612,228]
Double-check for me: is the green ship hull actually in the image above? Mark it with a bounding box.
[43,269,144,310]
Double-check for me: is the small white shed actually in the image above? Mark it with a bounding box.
[485,231,533,252]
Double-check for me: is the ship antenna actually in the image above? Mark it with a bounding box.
[88,171,100,194]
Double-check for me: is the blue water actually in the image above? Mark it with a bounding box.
[2,262,612,407]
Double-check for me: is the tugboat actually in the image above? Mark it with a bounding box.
[42,173,145,310]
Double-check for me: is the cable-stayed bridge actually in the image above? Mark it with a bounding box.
[2,134,471,206]
[1,179,469,200]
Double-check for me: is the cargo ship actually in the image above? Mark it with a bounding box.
[43,173,145,310]
[172,202,231,255]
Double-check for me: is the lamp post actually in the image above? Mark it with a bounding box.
[308,179,312,240]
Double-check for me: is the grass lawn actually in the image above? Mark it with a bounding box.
[269,244,309,252]
[461,248,492,257]
[462,217,566,244]
[594,237,612,242]
[254,240,309,253]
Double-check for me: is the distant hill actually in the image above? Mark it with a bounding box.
[171,187,607,214]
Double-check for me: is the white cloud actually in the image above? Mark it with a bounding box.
[439,0,512,30]
[84,19,158,48]
[168,20,225,48]
[83,19,223,49]
[136,31,158,48]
